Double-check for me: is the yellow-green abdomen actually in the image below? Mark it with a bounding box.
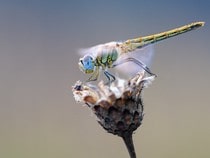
[124,21,204,51]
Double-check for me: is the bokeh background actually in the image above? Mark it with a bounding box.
[0,0,210,158]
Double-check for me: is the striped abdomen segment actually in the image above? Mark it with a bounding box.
[124,21,204,50]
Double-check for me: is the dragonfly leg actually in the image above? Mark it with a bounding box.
[86,67,99,82]
[104,70,116,85]
[112,57,157,77]
[87,75,97,82]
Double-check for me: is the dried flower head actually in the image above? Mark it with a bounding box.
[72,72,155,158]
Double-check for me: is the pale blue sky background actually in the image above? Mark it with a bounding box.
[0,0,210,158]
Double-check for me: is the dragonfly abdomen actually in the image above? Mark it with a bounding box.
[124,21,204,51]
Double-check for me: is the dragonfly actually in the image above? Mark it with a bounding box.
[78,21,204,82]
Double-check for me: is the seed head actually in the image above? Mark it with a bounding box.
[72,72,155,158]
[73,72,155,134]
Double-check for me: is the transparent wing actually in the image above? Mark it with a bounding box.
[78,42,119,59]
[78,47,97,58]
[78,48,88,56]
[114,45,155,77]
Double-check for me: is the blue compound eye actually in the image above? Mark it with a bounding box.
[82,55,94,71]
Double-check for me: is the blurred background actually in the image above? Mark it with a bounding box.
[0,0,209,158]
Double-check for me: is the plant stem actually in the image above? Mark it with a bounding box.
[121,133,136,158]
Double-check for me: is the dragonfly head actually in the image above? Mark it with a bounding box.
[79,55,95,74]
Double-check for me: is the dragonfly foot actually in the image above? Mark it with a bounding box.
[104,71,115,85]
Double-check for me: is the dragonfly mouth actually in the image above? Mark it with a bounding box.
[85,69,94,74]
